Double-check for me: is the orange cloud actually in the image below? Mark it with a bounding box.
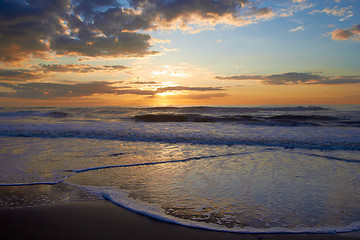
[330,24,360,40]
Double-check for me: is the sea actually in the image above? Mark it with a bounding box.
[0,105,360,234]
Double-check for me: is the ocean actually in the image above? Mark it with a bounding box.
[0,105,360,233]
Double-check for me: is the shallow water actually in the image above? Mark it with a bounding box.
[0,105,359,233]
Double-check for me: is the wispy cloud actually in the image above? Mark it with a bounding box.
[216,72,360,85]
[277,1,314,18]
[289,26,305,32]
[310,6,353,21]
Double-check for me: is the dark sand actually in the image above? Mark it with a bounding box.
[1,200,359,240]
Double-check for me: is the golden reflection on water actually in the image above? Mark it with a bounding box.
[2,137,360,229]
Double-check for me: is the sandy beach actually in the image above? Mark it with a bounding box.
[1,200,359,240]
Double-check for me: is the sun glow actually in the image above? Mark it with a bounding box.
[170,71,192,78]
[156,91,180,96]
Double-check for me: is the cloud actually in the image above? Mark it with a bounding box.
[0,69,49,82]
[0,0,278,63]
[0,81,225,99]
[161,47,179,52]
[0,0,158,63]
[0,64,129,82]
[131,81,159,85]
[37,64,129,73]
[310,6,353,21]
[216,72,360,85]
[289,26,305,32]
[0,81,120,99]
[0,0,69,62]
[330,24,360,40]
[277,1,314,18]
[50,31,159,58]
[124,0,272,30]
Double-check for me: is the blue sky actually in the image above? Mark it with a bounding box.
[0,0,359,106]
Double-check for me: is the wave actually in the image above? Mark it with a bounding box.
[1,123,359,150]
[144,106,327,112]
[0,110,70,118]
[2,106,356,126]
[3,169,360,234]
[72,182,360,235]
[0,106,327,118]
[267,114,338,121]
[46,111,70,118]
[132,113,353,127]
[0,110,44,117]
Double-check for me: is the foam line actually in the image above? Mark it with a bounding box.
[102,192,360,234]
[74,151,260,173]
[0,173,74,187]
[0,151,261,185]
[309,153,360,163]
[291,152,360,163]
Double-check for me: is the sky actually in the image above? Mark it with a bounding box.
[0,0,359,107]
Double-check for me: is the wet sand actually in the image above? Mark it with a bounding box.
[1,200,359,240]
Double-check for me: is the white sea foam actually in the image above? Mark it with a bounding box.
[78,185,360,234]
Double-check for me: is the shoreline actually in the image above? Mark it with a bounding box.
[1,200,360,240]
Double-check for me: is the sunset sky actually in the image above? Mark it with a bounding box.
[0,0,359,106]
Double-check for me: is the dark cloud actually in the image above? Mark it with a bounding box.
[319,76,360,85]
[0,64,128,82]
[216,75,263,80]
[330,24,360,40]
[0,0,70,62]
[92,7,152,34]
[127,0,247,26]
[264,72,324,85]
[122,0,272,32]
[78,0,270,34]
[0,0,157,63]
[0,81,119,99]
[73,0,121,19]
[38,64,128,73]
[0,0,272,63]
[0,81,225,99]
[0,69,48,81]
[216,72,360,85]
[50,32,158,58]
